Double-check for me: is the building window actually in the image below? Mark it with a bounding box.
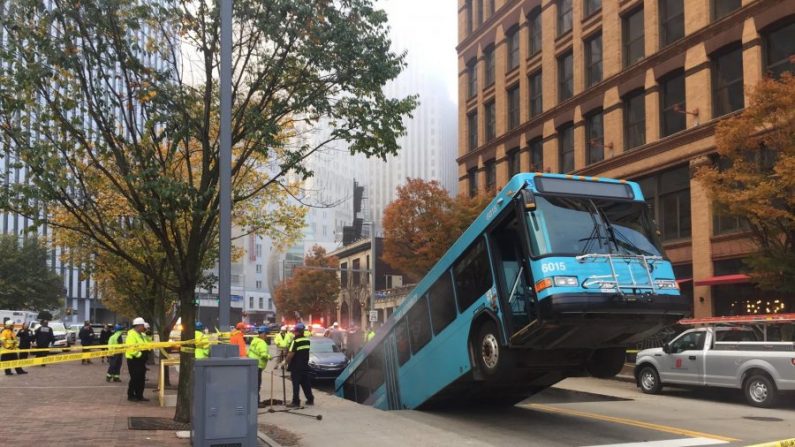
[268,298,273,310]
[585,109,604,165]
[637,165,691,241]
[249,297,254,308]
[255,280,262,289]
[712,44,744,117]
[529,71,543,117]
[623,8,645,67]
[467,59,478,98]
[477,0,483,25]
[255,264,262,273]
[713,206,749,236]
[485,159,496,191]
[255,243,262,257]
[624,89,646,150]
[340,262,348,287]
[506,27,520,71]
[467,111,478,151]
[485,101,496,142]
[584,0,601,17]
[558,0,573,36]
[529,138,544,171]
[507,84,520,130]
[466,0,473,34]
[528,7,542,56]
[507,148,520,176]
[484,46,495,86]
[585,33,602,87]
[487,0,495,17]
[558,123,574,172]
[258,297,263,308]
[660,70,686,137]
[764,20,795,78]
[468,167,478,197]
[558,51,573,102]
[712,0,740,20]
[659,0,684,47]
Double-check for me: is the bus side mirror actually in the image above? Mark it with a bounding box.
[521,190,536,211]
[662,343,671,354]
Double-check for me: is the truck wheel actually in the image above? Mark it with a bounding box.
[586,347,626,378]
[638,365,662,394]
[474,321,504,379]
[744,374,777,408]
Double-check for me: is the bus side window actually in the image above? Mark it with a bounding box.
[407,295,432,354]
[394,318,411,366]
[428,271,457,335]
[453,238,493,311]
[354,367,370,403]
[343,374,356,401]
[369,344,385,392]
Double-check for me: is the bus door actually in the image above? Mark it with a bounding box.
[488,203,537,340]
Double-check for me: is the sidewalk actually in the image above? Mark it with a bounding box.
[0,359,189,445]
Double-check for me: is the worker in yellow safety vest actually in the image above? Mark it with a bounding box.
[1,320,26,375]
[248,326,272,407]
[364,327,375,343]
[274,326,291,361]
[125,317,149,402]
[194,321,210,359]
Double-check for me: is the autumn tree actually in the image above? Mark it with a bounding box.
[274,245,340,321]
[696,73,795,294]
[0,0,414,421]
[382,179,492,282]
[0,234,64,311]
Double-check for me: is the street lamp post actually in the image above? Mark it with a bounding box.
[218,0,232,330]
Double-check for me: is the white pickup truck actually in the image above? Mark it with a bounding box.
[635,324,795,407]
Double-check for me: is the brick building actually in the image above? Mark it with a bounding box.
[456,0,794,317]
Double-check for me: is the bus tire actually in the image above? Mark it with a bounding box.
[586,347,626,378]
[744,373,777,408]
[473,321,505,379]
[637,365,662,394]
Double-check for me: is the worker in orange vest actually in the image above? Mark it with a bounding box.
[229,322,247,357]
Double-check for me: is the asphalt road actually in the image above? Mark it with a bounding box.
[391,377,795,447]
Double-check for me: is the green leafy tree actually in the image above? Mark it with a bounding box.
[696,73,795,294]
[274,245,340,321]
[0,0,415,421]
[0,235,64,311]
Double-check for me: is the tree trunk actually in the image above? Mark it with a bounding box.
[173,287,196,423]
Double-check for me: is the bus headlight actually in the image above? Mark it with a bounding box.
[553,276,579,287]
[655,280,679,290]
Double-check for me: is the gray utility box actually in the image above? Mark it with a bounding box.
[192,345,258,447]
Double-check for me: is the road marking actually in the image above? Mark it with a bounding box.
[523,403,738,443]
[583,437,729,447]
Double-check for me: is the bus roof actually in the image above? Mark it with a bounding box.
[341,173,645,375]
[680,313,795,325]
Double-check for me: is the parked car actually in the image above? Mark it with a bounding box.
[635,324,795,407]
[30,321,71,349]
[307,337,348,381]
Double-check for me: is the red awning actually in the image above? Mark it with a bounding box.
[694,274,751,287]
[676,278,692,284]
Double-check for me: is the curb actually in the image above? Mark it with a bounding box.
[257,430,284,447]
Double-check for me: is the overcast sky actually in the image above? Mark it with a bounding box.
[379,0,459,103]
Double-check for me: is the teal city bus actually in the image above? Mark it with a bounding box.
[335,173,690,410]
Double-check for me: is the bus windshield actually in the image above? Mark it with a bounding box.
[526,195,662,257]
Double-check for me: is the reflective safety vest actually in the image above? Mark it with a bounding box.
[289,336,310,352]
[274,332,290,350]
[108,330,124,346]
[247,337,272,369]
[194,330,210,359]
[229,330,246,357]
[125,329,145,359]
[1,328,18,350]
[365,330,375,343]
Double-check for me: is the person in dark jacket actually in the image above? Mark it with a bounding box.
[33,320,55,367]
[78,321,95,364]
[98,324,113,363]
[16,323,33,361]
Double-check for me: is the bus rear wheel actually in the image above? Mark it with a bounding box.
[474,321,505,379]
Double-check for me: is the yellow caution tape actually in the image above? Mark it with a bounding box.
[0,340,191,369]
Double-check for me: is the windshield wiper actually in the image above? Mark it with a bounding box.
[578,204,607,255]
[590,202,655,257]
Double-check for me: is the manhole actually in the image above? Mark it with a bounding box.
[128,417,191,431]
[743,416,783,422]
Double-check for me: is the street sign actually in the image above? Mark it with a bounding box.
[369,310,378,323]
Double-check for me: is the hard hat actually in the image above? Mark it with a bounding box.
[280,325,287,331]
[144,322,150,329]
[4,320,13,327]
[114,324,124,331]
[236,322,245,330]
[257,326,269,334]
[132,317,146,326]
[332,322,339,327]
[294,322,305,331]
[195,321,205,330]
